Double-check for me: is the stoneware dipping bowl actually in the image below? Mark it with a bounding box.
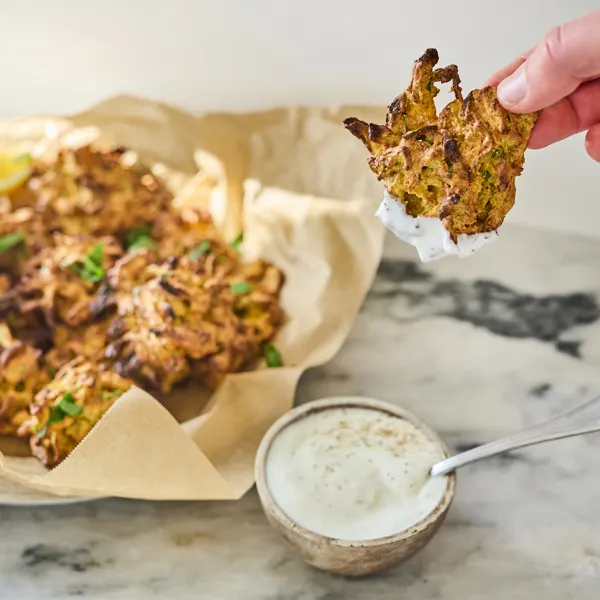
[255,396,456,577]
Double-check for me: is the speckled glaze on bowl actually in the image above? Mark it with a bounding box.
[255,396,456,577]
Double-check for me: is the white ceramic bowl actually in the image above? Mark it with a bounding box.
[255,396,456,577]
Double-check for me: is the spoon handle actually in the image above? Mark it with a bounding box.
[430,393,600,477]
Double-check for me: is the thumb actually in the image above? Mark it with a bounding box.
[498,9,600,113]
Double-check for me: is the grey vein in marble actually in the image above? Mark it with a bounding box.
[372,257,599,357]
[3,224,600,599]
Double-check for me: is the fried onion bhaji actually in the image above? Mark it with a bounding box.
[24,145,173,236]
[344,48,540,241]
[19,357,133,468]
[18,234,123,328]
[44,319,112,373]
[0,323,49,435]
[105,251,284,393]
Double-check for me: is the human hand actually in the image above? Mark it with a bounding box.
[485,9,600,162]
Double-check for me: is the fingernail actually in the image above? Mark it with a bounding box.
[498,67,526,106]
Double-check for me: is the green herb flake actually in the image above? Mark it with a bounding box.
[230,233,244,251]
[126,226,151,246]
[56,392,84,417]
[426,79,434,93]
[87,243,103,266]
[126,226,156,253]
[483,170,492,181]
[37,404,70,439]
[231,281,253,295]
[70,243,105,283]
[264,343,283,368]
[188,240,211,260]
[128,236,157,253]
[0,232,25,255]
[491,147,505,159]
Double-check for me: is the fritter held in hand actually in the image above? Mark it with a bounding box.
[19,357,132,468]
[106,250,284,393]
[19,234,123,327]
[344,48,539,243]
[25,145,173,236]
[0,323,49,435]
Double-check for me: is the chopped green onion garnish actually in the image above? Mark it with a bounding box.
[188,240,211,260]
[126,226,151,246]
[264,343,283,368]
[126,226,156,253]
[231,281,253,295]
[483,170,492,180]
[128,236,157,253]
[87,243,103,266]
[230,233,243,251]
[0,232,25,255]
[70,243,105,283]
[56,392,83,417]
[37,400,76,439]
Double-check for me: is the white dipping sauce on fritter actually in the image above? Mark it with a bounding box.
[376,189,499,262]
[265,407,448,541]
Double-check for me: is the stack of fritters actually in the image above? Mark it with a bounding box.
[0,144,285,468]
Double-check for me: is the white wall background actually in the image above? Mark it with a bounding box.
[1,0,598,237]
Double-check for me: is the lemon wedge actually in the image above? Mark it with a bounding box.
[0,151,33,194]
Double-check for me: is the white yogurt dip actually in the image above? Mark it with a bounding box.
[265,406,448,541]
[376,189,499,262]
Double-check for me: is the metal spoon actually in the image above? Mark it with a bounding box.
[430,393,600,477]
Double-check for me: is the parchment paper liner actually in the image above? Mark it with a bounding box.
[0,96,385,501]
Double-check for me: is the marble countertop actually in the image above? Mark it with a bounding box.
[3,224,600,599]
